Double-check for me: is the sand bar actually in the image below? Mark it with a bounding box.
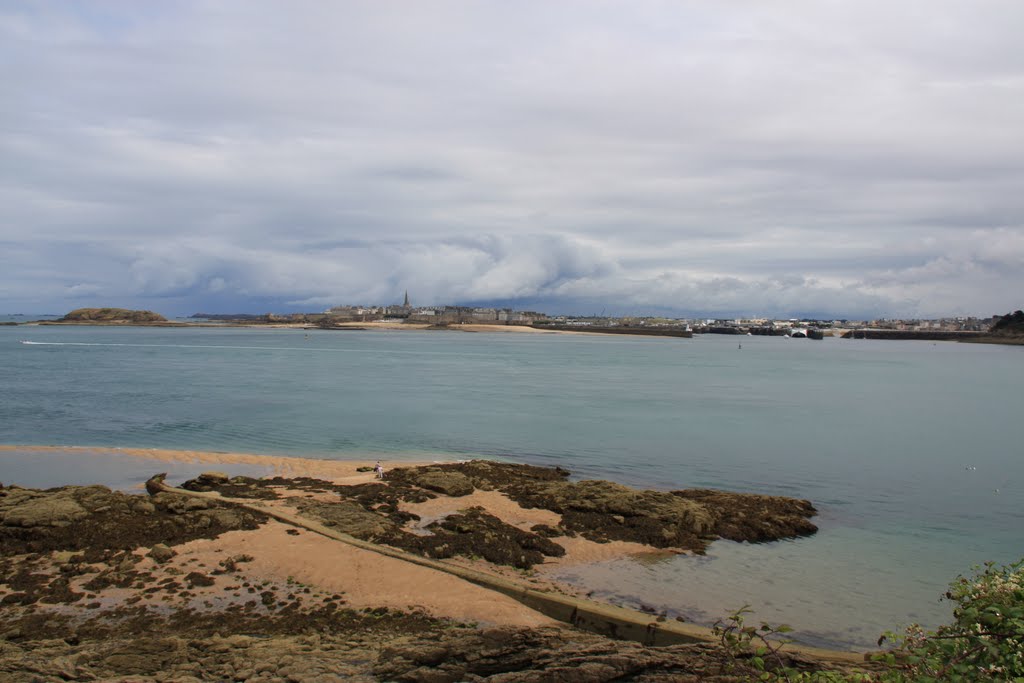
[0,444,442,483]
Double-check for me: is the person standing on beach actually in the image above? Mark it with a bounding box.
[374,460,385,479]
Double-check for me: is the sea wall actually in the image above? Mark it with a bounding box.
[532,325,693,338]
[840,330,984,341]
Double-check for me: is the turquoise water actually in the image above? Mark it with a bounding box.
[2,324,1022,649]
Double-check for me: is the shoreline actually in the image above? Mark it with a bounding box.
[0,444,450,482]
[0,446,879,679]
[1,446,825,630]
[17,319,641,337]
[13,320,1023,344]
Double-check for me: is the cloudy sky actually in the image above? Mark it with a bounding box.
[2,1,1023,319]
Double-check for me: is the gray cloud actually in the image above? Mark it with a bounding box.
[2,1,1023,318]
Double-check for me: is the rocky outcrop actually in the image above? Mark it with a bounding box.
[395,506,566,569]
[0,477,868,683]
[0,609,866,682]
[296,499,398,539]
[387,461,817,552]
[177,461,818,561]
[505,478,717,549]
[374,626,730,682]
[410,470,475,497]
[0,483,266,556]
[673,489,818,542]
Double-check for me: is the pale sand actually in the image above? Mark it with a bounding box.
[400,489,563,531]
[0,445,438,484]
[334,321,583,335]
[399,488,669,568]
[3,445,667,622]
[3,444,670,567]
[170,521,557,627]
[335,321,431,330]
[452,324,573,334]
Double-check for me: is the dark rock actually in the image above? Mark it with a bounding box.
[148,544,176,563]
[2,495,89,528]
[0,484,267,556]
[384,462,816,552]
[297,500,398,540]
[185,571,215,588]
[672,489,818,542]
[410,470,475,497]
[415,506,564,569]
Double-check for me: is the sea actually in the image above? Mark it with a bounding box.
[2,321,1022,650]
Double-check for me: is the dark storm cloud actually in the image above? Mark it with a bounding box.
[2,1,1023,318]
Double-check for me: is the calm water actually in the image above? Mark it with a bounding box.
[2,324,1022,649]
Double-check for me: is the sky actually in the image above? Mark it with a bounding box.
[2,1,1023,319]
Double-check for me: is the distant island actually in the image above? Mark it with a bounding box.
[55,307,169,324]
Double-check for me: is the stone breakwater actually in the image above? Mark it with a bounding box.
[0,462,868,682]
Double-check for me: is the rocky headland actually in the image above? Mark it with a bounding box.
[966,309,1024,345]
[0,461,871,682]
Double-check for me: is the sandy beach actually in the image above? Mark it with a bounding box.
[332,321,595,335]
[0,446,873,680]
[0,444,440,483]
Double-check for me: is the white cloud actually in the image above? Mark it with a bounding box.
[1,1,1022,317]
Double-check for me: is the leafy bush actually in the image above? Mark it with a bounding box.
[880,558,1024,681]
[715,557,1024,682]
[713,606,868,682]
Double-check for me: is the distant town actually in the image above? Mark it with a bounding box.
[6,292,1022,343]
[183,291,1021,342]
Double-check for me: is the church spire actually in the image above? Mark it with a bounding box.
[403,290,410,307]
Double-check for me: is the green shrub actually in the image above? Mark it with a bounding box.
[715,557,1024,681]
[880,558,1024,681]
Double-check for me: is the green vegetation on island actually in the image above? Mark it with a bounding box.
[57,308,168,324]
[989,310,1024,336]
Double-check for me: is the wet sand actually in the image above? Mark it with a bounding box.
[0,444,439,484]
[171,522,556,627]
[0,445,660,622]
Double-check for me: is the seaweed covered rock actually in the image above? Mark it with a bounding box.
[373,626,743,682]
[1,490,90,528]
[0,484,267,555]
[409,470,475,497]
[672,489,817,542]
[386,460,570,493]
[165,459,816,563]
[386,461,817,552]
[507,479,717,549]
[180,473,282,500]
[0,609,822,682]
[396,506,565,569]
[295,500,398,540]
